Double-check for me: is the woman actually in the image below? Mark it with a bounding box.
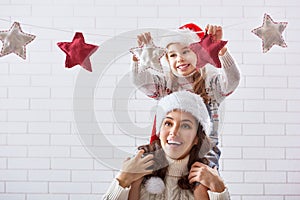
[102,91,230,199]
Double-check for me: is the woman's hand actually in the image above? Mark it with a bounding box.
[117,150,154,188]
[188,162,226,193]
[205,24,227,55]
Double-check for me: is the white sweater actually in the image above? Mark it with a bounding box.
[102,156,231,200]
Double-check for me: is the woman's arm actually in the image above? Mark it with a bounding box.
[194,184,209,200]
[128,178,143,200]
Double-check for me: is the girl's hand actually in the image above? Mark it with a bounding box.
[117,150,154,188]
[137,32,153,47]
[188,162,226,193]
[205,24,227,55]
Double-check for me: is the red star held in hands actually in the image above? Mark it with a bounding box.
[189,34,227,69]
[57,32,98,72]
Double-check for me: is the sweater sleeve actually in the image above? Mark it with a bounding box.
[102,178,130,200]
[130,47,167,99]
[207,188,231,200]
[206,50,241,104]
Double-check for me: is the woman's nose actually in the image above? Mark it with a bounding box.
[176,55,184,62]
[169,125,179,136]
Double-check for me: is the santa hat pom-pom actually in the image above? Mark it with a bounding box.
[144,177,165,194]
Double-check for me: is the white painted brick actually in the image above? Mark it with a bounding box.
[51,87,77,98]
[32,5,74,17]
[244,53,286,65]
[245,171,286,183]
[265,184,300,195]
[244,6,286,18]
[72,170,113,182]
[288,172,300,183]
[224,159,265,171]
[267,160,300,171]
[246,77,287,88]
[223,100,243,111]
[53,17,96,29]
[70,194,102,200]
[93,182,112,194]
[265,112,300,123]
[0,75,30,86]
[10,63,51,74]
[6,182,48,193]
[28,170,70,181]
[222,136,264,147]
[8,158,49,169]
[28,122,70,134]
[0,146,27,157]
[287,54,300,65]
[243,124,284,135]
[7,134,49,145]
[288,100,300,112]
[28,146,70,157]
[30,99,72,110]
[266,136,300,147]
[244,100,286,111]
[289,77,300,88]
[74,6,115,17]
[49,182,91,193]
[228,183,264,195]
[50,135,82,146]
[9,87,50,98]
[159,6,200,18]
[229,88,264,100]
[0,5,31,16]
[201,6,243,18]
[27,194,68,200]
[220,171,243,183]
[222,124,242,135]
[0,135,6,145]
[265,65,300,77]
[0,99,29,109]
[243,147,285,159]
[0,88,7,98]
[0,122,27,133]
[0,194,25,200]
[31,76,74,87]
[50,111,78,122]
[220,147,242,158]
[0,169,27,181]
[116,6,157,17]
[51,158,93,170]
[96,17,138,29]
[265,88,300,100]
[223,112,264,123]
[286,148,300,159]
[243,196,283,200]
[8,110,49,122]
[286,124,300,135]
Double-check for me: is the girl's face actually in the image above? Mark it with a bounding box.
[159,110,198,160]
[167,43,197,77]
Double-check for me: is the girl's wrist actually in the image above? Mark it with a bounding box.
[116,173,132,188]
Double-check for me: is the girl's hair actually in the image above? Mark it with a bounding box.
[138,123,209,192]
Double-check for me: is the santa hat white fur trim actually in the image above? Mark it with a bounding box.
[155,91,211,137]
[159,29,200,48]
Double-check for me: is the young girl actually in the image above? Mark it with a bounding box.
[102,91,230,199]
[130,23,241,169]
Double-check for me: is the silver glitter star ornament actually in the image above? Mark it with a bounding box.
[0,22,36,59]
[252,13,288,53]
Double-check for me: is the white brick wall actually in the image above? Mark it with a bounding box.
[0,0,299,199]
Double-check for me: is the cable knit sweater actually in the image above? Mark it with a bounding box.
[102,156,231,200]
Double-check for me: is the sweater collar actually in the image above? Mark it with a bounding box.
[166,155,189,177]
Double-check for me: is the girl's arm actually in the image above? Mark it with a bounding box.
[128,178,143,200]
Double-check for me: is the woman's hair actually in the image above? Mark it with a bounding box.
[138,123,209,191]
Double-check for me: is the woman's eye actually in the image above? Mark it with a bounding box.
[169,54,176,57]
[164,121,172,126]
[183,50,190,54]
[181,123,191,129]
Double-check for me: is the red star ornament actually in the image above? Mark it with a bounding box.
[0,22,36,59]
[189,34,227,69]
[251,13,288,53]
[57,32,98,72]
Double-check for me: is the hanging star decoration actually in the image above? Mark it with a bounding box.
[251,13,288,53]
[130,44,166,74]
[57,32,99,72]
[0,22,36,59]
[189,34,227,68]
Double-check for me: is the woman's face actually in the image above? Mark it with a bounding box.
[159,110,198,160]
[167,43,197,77]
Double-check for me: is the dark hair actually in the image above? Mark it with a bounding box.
[138,123,209,191]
